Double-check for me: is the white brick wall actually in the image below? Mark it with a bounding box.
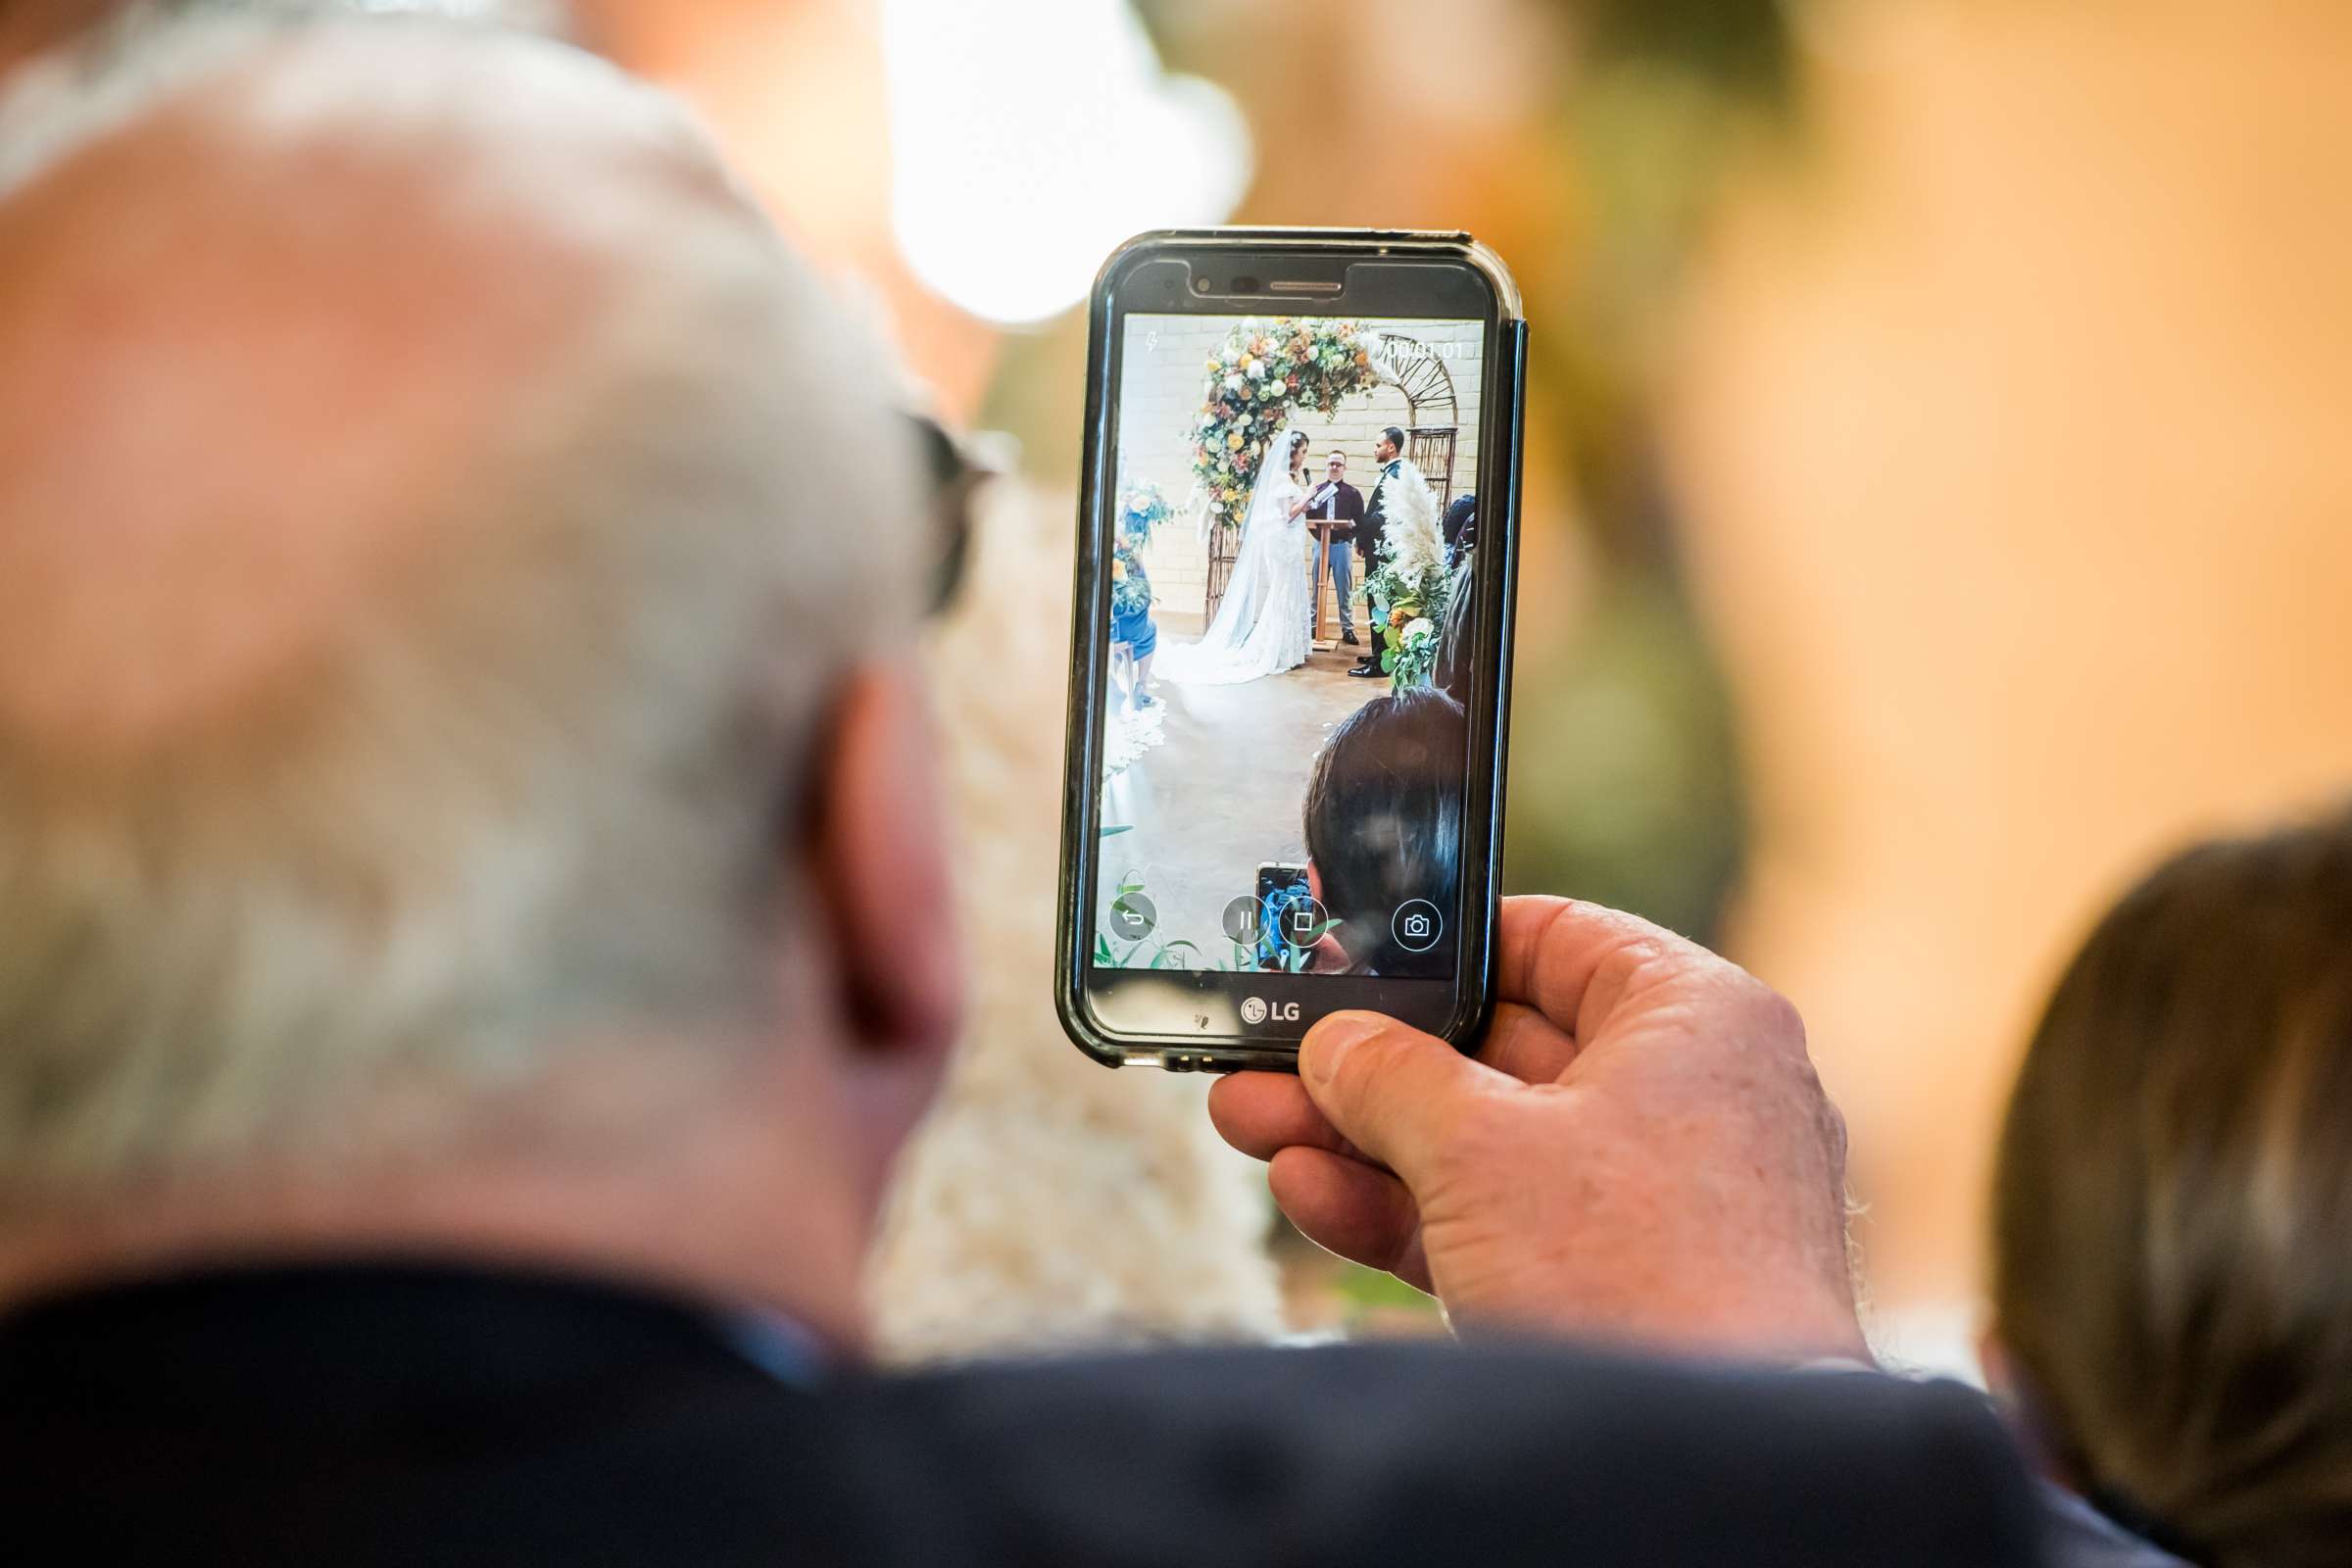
[1114,314,1488,622]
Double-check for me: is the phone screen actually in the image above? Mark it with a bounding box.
[1078,282,1506,1055]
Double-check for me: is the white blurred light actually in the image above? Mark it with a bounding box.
[881,0,1252,326]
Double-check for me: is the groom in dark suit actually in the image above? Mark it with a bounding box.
[1348,425,1408,676]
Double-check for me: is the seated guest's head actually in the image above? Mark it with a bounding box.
[0,16,962,1349]
[1989,808,2352,1566]
[1302,688,1465,977]
[1433,569,1476,705]
[1442,492,1476,556]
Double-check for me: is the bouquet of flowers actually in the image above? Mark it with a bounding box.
[1118,479,1171,543]
[1188,319,1382,531]
[1383,611,1442,689]
[1372,536,1454,689]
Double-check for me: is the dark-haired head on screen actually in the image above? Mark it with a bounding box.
[1433,561,1477,706]
[1303,687,1466,977]
[1442,492,1477,557]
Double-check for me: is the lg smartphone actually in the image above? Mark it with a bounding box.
[1056,228,1525,1072]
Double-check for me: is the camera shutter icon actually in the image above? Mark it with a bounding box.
[1391,900,1444,955]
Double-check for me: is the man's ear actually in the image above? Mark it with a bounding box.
[803,664,963,1065]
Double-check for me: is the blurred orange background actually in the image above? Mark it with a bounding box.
[480,0,2352,1348]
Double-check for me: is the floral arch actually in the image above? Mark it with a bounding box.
[1188,318,1461,619]
[1188,318,1380,527]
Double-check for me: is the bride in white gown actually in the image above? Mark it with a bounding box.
[1158,427,1312,685]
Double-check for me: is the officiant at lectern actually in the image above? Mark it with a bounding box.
[1303,450,1366,646]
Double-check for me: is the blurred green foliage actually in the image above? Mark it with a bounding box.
[1329,1259,1443,1323]
[1491,2,1791,943]
[1576,0,1790,101]
[1500,569,1744,944]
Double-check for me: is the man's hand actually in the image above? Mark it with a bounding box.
[1207,897,1865,1361]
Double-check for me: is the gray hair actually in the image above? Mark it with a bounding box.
[1,1,566,182]
[0,17,926,1198]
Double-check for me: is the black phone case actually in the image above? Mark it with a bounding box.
[1055,228,1527,1072]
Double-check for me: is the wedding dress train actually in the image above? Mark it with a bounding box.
[1157,434,1311,686]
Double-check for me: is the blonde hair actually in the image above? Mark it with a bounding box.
[0,19,924,1199]
[1991,808,2352,1566]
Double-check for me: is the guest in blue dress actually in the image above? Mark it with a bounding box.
[1109,482,1171,710]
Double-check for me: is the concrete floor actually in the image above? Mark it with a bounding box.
[1099,616,1383,966]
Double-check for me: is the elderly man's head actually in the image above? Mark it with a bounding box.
[0,15,961,1319]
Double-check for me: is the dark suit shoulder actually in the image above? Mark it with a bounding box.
[0,1264,883,1566]
[0,1270,2046,1568]
[845,1341,2043,1568]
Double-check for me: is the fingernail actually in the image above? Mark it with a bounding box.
[1301,1012,1384,1087]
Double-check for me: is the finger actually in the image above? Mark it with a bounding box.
[1471,1000,1582,1085]
[1297,1010,1514,1188]
[1494,895,1726,1045]
[1267,1146,1433,1295]
[1205,1071,1358,1162]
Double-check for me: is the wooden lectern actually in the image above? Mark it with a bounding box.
[1308,520,1344,648]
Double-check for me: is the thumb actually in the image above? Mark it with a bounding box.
[1298,1011,1509,1187]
